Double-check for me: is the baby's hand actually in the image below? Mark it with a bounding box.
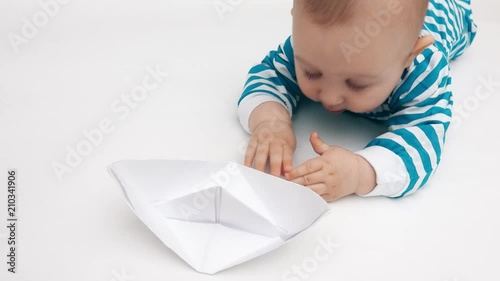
[285,132,376,202]
[244,120,296,177]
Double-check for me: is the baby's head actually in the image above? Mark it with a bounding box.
[291,0,433,113]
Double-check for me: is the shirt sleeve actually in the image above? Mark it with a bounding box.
[237,36,303,133]
[355,46,452,198]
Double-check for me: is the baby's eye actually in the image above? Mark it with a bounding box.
[346,79,368,91]
[304,71,322,80]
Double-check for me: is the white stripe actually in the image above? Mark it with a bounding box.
[412,127,439,170]
[389,113,451,131]
[432,123,446,153]
[250,69,278,79]
[390,98,450,118]
[274,61,295,82]
[425,16,454,44]
[277,51,290,63]
[243,78,286,94]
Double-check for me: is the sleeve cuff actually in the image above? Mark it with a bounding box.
[355,145,409,198]
[237,95,291,134]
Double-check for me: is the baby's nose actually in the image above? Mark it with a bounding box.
[321,93,345,107]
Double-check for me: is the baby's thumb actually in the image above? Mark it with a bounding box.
[310,131,330,155]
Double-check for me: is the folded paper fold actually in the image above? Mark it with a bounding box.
[107,159,330,274]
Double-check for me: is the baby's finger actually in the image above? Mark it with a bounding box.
[291,171,325,186]
[306,183,328,196]
[321,192,345,203]
[244,138,258,167]
[269,142,283,176]
[321,194,334,202]
[286,159,323,180]
[282,145,294,173]
[254,144,270,172]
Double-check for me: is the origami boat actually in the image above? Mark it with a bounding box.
[107,159,329,274]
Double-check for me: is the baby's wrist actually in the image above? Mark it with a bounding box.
[249,102,292,133]
[354,155,377,195]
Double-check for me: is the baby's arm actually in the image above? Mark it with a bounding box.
[356,46,452,198]
[238,36,304,175]
[238,36,302,132]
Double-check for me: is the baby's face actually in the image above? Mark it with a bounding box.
[292,1,419,114]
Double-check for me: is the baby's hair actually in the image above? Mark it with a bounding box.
[297,0,430,27]
[298,0,358,26]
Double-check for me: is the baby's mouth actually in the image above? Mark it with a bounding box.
[328,109,345,114]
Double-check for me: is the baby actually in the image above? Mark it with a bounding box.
[237,0,477,201]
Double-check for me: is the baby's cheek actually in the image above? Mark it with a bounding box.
[350,91,388,113]
[357,103,383,113]
[349,102,377,113]
[297,78,318,101]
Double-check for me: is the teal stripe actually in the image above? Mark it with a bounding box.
[398,91,452,110]
[366,138,419,198]
[397,129,433,175]
[397,129,434,189]
[390,48,434,105]
[399,54,448,105]
[419,125,442,164]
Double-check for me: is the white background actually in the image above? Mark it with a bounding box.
[0,0,499,280]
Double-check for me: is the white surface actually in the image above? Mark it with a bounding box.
[0,0,499,280]
[107,159,329,274]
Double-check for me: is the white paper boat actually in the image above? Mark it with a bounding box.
[107,159,329,274]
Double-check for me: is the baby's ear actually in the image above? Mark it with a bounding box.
[404,35,435,68]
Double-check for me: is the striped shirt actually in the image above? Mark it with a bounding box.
[237,0,477,198]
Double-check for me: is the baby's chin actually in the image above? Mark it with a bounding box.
[345,105,383,114]
[321,106,375,115]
